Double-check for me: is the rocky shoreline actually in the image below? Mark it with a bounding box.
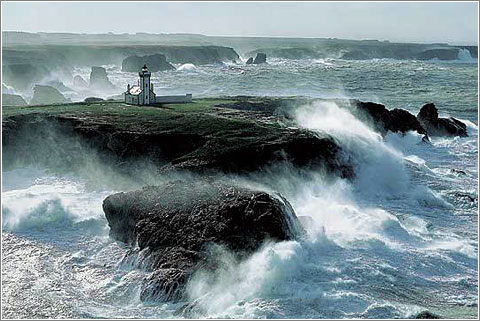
[2,96,470,304]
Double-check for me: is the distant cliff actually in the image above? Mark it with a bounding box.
[122,54,175,72]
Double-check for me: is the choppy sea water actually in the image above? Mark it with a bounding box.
[2,58,478,318]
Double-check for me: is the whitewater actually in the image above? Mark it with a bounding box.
[2,58,478,318]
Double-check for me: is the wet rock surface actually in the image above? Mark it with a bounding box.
[351,100,427,137]
[103,180,304,301]
[417,103,468,137]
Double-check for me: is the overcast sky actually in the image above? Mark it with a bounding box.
[2,1,478,44]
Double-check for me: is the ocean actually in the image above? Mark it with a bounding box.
[2,57,478,318]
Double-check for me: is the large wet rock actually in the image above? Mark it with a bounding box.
[29,85,70,105]
[2,94,27,106]
[122,54,175,72]
[103,180,303,301]
[352,100,427,137]
[253,52,267,64]
[89,66,115,90]
[417,103,467,137]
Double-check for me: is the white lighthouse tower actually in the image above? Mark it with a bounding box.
[139,64,152,105]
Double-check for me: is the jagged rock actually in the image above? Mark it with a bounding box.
[417,103,467,137]
[2,94,27,106]
[246,57,254,64]
[352,100,427,137]
[89,66,115,90]
[122,54,175,72]
[103,180,304,302]
[29,85,70,105]
[253,52,267,64]
[84,97,104,103]
[73,75,88,88]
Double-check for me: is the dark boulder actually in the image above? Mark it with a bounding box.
[352,100,427,137]
[83,97,104,103]
[253,52,267,64]
[89,66,115,91]
[417,103,467,137]
[103,180,304,301]
[415,311,441,319]
[246,57,254,64]
[121,54,175,72]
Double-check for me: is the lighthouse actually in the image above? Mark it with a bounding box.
[124,64,192,105]
[139,64,152,105]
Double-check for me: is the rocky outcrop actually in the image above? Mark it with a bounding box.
[89,66,115,90]
[121,54,175,72]
[2,94,27,106]
[351,100,427,137]
[253,52,267,64]
[1,99,354,178]
[29,85,70,105]
[73,75,88,88]
[417,103,467,137]
[103,180,303,301]
[245,53,267,65]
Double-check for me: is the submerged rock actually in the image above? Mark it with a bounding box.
[352,100,427,137]
[122,54,175,72]
[253,52,267,64]
[89,66,115,90]
[103,180,304,301]
[29,85,70,105]
[2,94,27,106]
[417,103,467,137]
[414,311,442,319]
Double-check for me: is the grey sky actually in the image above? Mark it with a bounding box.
[1,1,478,44]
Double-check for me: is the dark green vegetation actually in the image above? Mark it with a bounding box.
[1,97,353,178]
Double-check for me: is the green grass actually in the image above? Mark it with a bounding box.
[2,98,283,138]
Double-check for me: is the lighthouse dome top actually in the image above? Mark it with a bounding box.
[142,64,148,72]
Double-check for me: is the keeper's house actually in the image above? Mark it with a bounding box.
[125,65,192,105]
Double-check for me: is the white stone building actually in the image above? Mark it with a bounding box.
[125,64,156,105]
[125,64,192,105]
